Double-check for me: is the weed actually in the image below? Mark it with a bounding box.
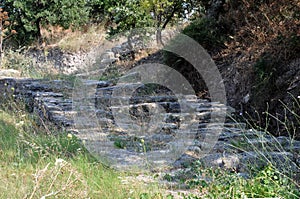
[99,64,123,81]
[57,25,106,52]
[180,162,299,199]
[1,49,59,78]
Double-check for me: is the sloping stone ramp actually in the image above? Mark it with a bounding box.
[1,78,299,176]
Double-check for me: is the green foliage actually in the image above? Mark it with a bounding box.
[164,17,228,69]
[112,136,150,152]
[252,63,278,121]
[2,0,89,44]
[86,0,106,22]
[140,0,182,29]
[182,17,227,50]
[99,64,123,81]
[252,56,278,99]
[140,0,201,28]
[0,112,19,160]
[113,137,127,149]
[254,58,273,81]
[105,0,203,40]
[182,161,300,199]
[162,17,229,93]
[0,105,88,164]
[1,0,206,46]
[106,0,154,36]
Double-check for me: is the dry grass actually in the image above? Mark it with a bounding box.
[0,160,89,199]
[39,24,107,53]
[0,48,60,78]
[221,0,299,65]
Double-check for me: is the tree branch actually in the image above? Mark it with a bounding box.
[161,2,181,29]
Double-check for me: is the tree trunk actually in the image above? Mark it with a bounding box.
[0,21,3,65]
[127,34,135,60]
[156,28,164,47]
[35,17,42,43]
[156,2,181,47]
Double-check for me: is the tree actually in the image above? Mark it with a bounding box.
[104,0,154,59]
[106,0,203,46]
[86,0,107,23]
[142,0,181,45]
[1,0,89,44]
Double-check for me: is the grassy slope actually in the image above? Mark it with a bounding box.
[1,103,299,198]
[0,103,163,199]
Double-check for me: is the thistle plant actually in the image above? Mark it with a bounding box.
[0,8,16,63]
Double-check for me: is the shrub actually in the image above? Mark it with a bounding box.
[181,18,227,51]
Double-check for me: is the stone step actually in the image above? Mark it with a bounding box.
[95,109,114,119]
[164,111,228,122]
[78,80,111,88]
[109,102,181,113]
[238,136,295,151]
[74,117,114,129]
[96,95,178,103]
[96,83,145,95]
[95,97,202,110]
[95,94,208,104]
[42,101,73,112]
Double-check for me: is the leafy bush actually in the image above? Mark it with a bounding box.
[163,17,229,94]
[2,0,89,45]
[181,18,227,51]
[164,17,228,65]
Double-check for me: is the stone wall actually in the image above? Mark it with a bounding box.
[25,29,179,74]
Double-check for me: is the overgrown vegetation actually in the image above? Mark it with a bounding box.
[106,0,203,45]
[1,0,89,45]
[0,0,203,49]
[1,49,48,78]
[184,162,299,199]
[0,102,166,198]
[167,102,300,198]
[162,0,300,137]
[222,0,300,137]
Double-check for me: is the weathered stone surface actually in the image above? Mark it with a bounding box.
[1,76,299,176]
[26,33,162,75]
